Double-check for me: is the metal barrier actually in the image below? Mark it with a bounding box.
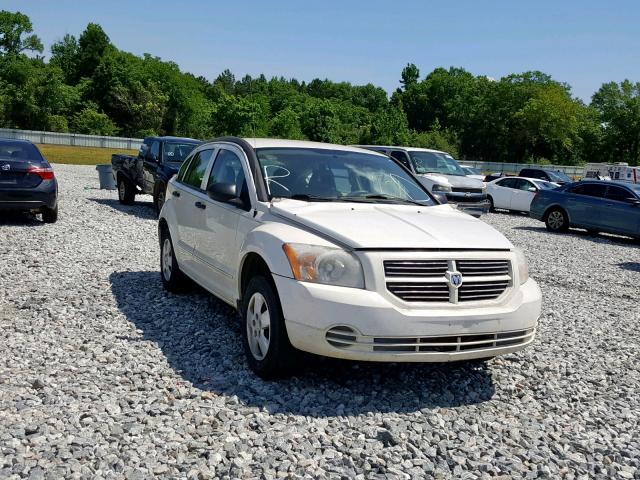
[0,128,143,150]
[460,160,584,178]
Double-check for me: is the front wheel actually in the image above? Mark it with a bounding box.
[545,208,568,232]
[117,176,135,205]
[241,276,296,379]
[487,196,495,212]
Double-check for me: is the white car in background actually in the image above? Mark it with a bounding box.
[486,176,559,213]
[159,138,541,378]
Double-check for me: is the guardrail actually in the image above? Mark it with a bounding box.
[460,160,584,178]
[0,128,143,150]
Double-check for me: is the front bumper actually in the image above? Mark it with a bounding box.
[274,275,541,362]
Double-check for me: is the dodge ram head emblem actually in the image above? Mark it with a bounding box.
[1,164,9,171]
[448,272,463,288]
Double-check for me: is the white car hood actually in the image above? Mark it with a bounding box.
[270,200,513,250]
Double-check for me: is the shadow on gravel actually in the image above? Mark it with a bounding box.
[618,262,640,272]
[514,226,639,247]
[0,211,44,226]
[110,270,496,416]
[88,198,157,220]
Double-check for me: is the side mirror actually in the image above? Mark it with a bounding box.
[631,199,640,207]
[528,187,537,192]
[207,182,237,202]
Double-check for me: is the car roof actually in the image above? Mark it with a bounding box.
[355,145,448,154]
[203,138,388,156]
[146,136,201,143]
[576,179,636,187]
[0,137,36,145]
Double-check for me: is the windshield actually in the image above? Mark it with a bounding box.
[462,166,482,175]
[256,148,435,205]
[409,151,466,176]
[0,141,44,162]
[547,170,571,182]
[162,142,197,162]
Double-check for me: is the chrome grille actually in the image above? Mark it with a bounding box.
[383,260,448,278]
[457,260,509,277]
[459,281,510,301]
[385,258,511,303]
[326,326,535,353]
[452,187,483,194]
[386,282,450,302]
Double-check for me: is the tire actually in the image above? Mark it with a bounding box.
[544,208,569,232]
[487,196,495,212]
[154,182,166,214]
[41,205,58,224]
[117,176,135,205]
[159,226,189,293]
[241,276,296,379]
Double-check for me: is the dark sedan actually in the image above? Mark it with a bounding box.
[0,139,58,223]
[530,180,640,239]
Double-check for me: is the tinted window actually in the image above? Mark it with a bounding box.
[497,178,518,189]
[162,142,197,163]
[606,186,636,203]
[150,141,160,160]
[208,149,245,188]
[547,170,571,182]
[570,183,607,198]
[390,150,411,169]
[181,149,213,189]
[0,141,44,162]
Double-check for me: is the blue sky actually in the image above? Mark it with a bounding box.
[6,0,640,101]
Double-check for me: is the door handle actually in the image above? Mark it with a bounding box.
[195,201,206,210]
[172,191,180,197]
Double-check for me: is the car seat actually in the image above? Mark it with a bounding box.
[307,165,337,197]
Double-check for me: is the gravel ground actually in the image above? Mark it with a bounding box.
[1,164,639,479]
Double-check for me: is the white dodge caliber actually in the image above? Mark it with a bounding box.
[159,137,542,378]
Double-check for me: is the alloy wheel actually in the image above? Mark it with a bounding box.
[246,292,271,360]
[547,211,564,230]
[162,238,173,281]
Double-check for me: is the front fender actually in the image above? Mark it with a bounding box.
[236,221,342,298]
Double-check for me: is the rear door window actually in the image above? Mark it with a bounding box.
[497,178,518,189]
[570,184,607,198]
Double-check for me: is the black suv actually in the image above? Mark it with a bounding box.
[518,168,571,185]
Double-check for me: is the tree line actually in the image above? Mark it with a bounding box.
[0,10,638,165]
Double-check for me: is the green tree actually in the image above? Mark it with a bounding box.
[76,23,111,80]
[71,105,118,135]
[591,80,640,165]
[400,63,420,90]
[50,34,79,83]
[0,10,43,56]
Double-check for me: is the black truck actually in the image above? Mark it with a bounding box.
[112,136,200,212]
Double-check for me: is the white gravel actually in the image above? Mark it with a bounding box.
[1,164,639,479]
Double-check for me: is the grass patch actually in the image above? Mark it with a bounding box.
[38,144,138,165]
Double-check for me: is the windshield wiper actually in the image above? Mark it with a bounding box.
[274,194,335,202]
[341,194,427,206]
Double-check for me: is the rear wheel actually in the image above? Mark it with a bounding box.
[41,205,58,224]
[117,176,135,205]
[160,227,188,293]
[545,208,568,232]
[241,276,296,379]
[154,182,166,214]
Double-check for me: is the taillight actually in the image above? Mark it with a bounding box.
[27,166,55,180]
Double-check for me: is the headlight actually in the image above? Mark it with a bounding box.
[514,248,529,284]
[432,184,452,193]
[282,243,364,289]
